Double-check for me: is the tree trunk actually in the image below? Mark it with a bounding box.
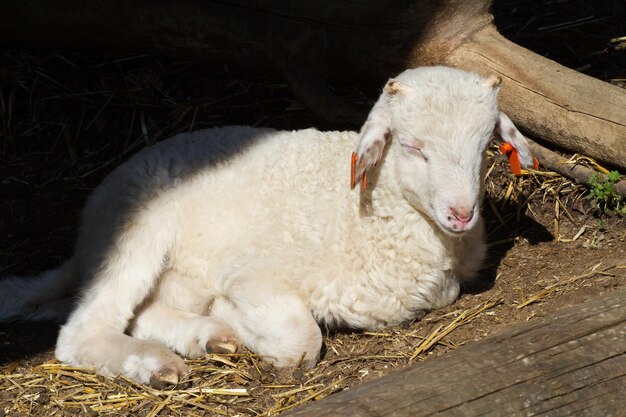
[1,0,624,167]
[444,25,626,171]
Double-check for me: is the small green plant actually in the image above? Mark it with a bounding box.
[588,170,625,215]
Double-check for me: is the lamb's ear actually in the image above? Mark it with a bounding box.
[484,74,502,89]
[495,111,536,168]
[352,79,406,189]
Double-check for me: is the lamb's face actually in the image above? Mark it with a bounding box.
[391,103,495,235]
[354,66,535,237]
[387,69,500,236]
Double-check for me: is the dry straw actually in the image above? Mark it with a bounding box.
[1,299,506,416]
[516,263,624,309]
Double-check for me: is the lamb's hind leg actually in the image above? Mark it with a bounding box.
[128,302,240,358]
[211,276,322,368]
[55,208,186,386]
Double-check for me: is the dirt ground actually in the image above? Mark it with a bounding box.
[1,1,625,416]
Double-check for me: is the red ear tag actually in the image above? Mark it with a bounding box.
[498,142,513,155]
[499,142,521,176]
[533,157,540,170]
[350,152,357,189]
[350,152,367,191]
[509,148,522,176]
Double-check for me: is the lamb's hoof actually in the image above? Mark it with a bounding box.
[150,364,182,389]
[206,335,239,354]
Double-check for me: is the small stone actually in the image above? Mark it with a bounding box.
[292,368,304,381]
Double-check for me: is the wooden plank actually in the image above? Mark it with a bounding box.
[284,288,626,416]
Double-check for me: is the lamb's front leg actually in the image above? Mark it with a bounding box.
[60,332,188,387]
[211,275,322,368]
[55,208,186,387]
[128,302,240,358]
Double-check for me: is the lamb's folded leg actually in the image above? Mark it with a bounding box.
[55,207,186,387]
[211,275,322,368]
[128,302,240,358]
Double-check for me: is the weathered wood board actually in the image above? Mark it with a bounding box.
[284,288,626,416]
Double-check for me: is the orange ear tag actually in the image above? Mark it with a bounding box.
[350,152,357,189]
[499,142,521,176]
[350,152,367,191]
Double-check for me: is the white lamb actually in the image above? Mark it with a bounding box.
[0,66,535,386]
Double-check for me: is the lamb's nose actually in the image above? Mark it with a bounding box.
[450,206,474,224]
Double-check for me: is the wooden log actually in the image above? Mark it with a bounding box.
[284,287,626,416]
[527,139,626,197]
[0,0,625,168]
[444,25,626,174]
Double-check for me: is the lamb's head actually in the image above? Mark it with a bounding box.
[353,66,535,236]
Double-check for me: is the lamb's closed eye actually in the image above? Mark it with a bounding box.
[400,141,428,161]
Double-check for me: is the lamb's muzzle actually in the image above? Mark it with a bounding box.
[448,204,476,232]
